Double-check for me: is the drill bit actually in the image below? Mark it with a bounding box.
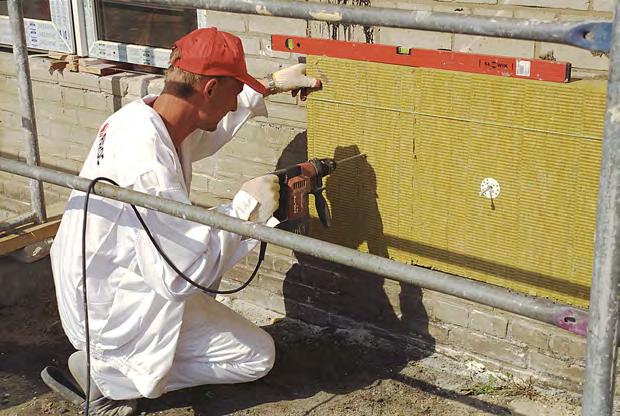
[335,153,366,164]
[267,154,366,176]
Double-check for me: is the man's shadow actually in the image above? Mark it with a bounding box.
[270,138,436,393]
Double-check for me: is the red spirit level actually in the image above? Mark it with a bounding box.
[272,35,571,83]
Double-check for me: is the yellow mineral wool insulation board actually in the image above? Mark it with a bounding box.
[306,56,606,308]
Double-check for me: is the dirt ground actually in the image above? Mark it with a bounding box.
[0,257,585,416]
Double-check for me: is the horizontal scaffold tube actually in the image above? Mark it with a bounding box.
[138,0,611,52]
[0,157,592,337]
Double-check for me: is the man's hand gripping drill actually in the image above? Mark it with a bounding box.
[240,154,366,227]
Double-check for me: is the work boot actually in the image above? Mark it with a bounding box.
[40,352,138,416]
[68,351,138,416]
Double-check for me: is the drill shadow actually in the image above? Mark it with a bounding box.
[280,143,436,345]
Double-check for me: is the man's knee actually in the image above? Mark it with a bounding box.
[244,328,275,381]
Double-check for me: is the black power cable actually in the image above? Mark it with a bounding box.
[82,177,267,414]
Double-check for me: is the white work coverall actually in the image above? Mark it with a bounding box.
[50,86,275,400]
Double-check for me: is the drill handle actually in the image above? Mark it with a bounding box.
[314,190,332,228]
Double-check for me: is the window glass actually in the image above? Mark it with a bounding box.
[0,1,52,21]
[95,0,197,49]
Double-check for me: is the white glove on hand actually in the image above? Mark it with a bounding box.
[240,174,280,223]
[271,63,321,97]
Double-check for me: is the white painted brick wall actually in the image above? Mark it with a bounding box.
[455,0,497,4]
[0,53,17,76]
[62,87,86,107]
[549,333,586,360]
[379,28,452,50]
[248,15,307,37]
[0,91,20,113]
[0,76,17,93]
[539,43,610,70]
[451,327,528,367]
[35,101,79,125]
[454,35,535,58]
[98,72,134,95]
[432,299,471,327]
[58,70,100,91]
[32,81,61,102]
[433,4,471,14]
[201,10,247,33]
[307,21,374,43]
[28,58,57,83]
[84,91,114,112]
[246,57,286,78]
[469,310,509,337]
[372,1,433,11]
[146,78,165,95]
[76,110,109,130]
[593,0,615,12]
[0,109,19,130]
[510,317,551,350]
[529,351,584,383]
[471,7,513,17]
[239,35,261,56]
[264,101,307,124]
[499,0,588,10]
[125,74,161,98]
[513,7,559,20]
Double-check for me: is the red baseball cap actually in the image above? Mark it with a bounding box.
[172,27,267,96]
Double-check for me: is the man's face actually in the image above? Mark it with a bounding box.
[196,77,244,131]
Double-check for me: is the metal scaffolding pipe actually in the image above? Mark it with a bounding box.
[0,211,36,234]
[138,0,612,52]
[7,0,46,224]
[0,156,592,338]
[581,2,620,415]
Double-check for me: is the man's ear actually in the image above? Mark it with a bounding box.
[202,78,219,98]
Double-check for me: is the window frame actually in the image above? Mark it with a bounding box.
[0,0,75,53]
[81,0,206,68]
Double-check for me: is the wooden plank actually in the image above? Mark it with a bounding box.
[48,52,80,73]
[48,52,79,63]
[81,63,120,76]
[0,217,61,256]
[78,58,123,76]
[48,51,71,60]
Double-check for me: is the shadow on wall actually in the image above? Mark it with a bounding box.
[274,136,435,340]
[277,134,437,372]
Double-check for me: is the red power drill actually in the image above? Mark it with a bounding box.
[272,154,366,229]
